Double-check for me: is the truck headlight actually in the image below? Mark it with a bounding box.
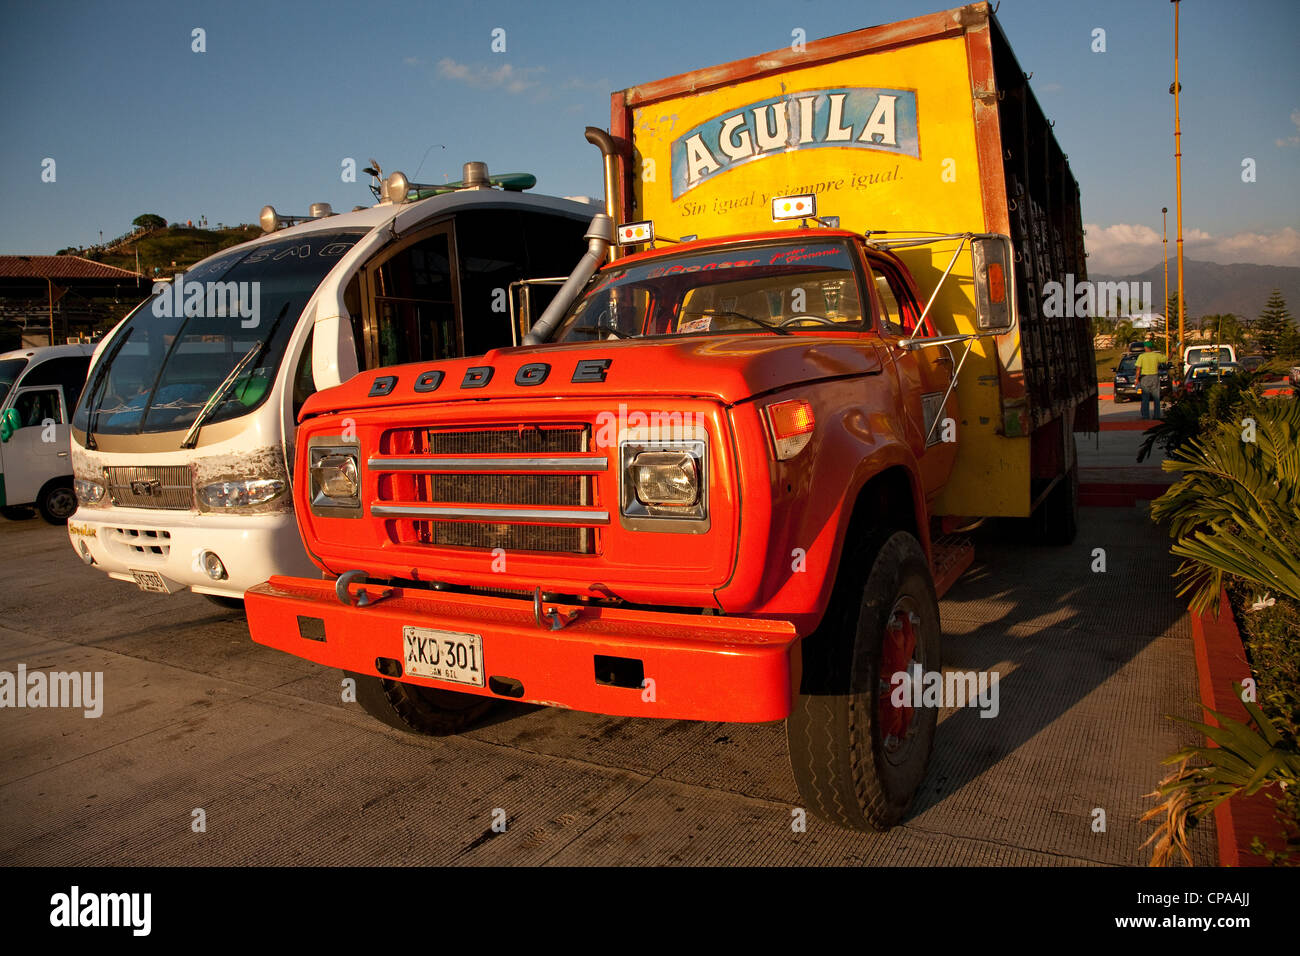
[308,444,361,515]
[198,478,285,509]
[631,451,698,506]
[620,439,707,524]
[74,479,106,506]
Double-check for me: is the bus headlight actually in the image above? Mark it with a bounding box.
[198,479,285,509]
[74,479,106,506]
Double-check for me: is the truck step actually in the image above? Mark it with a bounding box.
[931,534,975,599]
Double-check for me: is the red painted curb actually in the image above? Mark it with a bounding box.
[1079,482,1172,507]
[1189,588,1289,866]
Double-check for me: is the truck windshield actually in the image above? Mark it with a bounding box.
[0,358,27,405]
[74,230,365,436]
[553,239,865,341]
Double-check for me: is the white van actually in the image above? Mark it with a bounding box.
[67,163,598,605]
[0,344,96,523]
[1182,343,1237,375]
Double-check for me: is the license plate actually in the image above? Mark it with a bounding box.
[402,626,484,687]
[130,569,173,593]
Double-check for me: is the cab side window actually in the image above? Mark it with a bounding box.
[871,261,924,335]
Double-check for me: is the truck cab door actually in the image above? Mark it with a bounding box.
[2,385,69,506]
[864,254,958,500]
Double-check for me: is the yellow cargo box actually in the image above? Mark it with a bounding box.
[609,2,1097,518]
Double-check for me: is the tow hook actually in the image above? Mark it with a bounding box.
[335,570,394,608]
[533,586,579,631]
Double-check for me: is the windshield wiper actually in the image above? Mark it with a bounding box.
[567,321,631,339]
[84,327,135,450]
[180,302,290,449]
[696,310,792,336]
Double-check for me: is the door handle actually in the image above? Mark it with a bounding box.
[57,451,69,457]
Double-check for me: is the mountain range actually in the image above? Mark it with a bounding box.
[1091,259,1299,321]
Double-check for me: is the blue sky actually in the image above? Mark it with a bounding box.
[1,0,1296,273]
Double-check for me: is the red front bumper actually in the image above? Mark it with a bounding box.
[246,576,800,722]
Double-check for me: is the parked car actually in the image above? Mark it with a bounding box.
[1112,353,1171,402]
[1181,361,1243,398]
[1289,365,1300,390]
[1239,354,1265,374]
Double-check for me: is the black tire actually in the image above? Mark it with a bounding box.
[786,530,941,831]
[201,594,245,611]
[346,669,496,736]
[1,505,36,521]
[37,479,77,525]
[1029,455,1079,546]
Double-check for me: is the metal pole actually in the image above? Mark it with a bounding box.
[1162,207,1169,360]
[1172,1,1186,367]
[47,278,55,346]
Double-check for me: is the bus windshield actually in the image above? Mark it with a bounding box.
[74,230,365,437]
[0,358,27,406]
[552,240,866,342]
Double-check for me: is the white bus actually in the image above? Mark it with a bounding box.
[68,165,596,606]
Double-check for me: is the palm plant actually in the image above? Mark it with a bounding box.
[1148,395,1300,614]
[1143,691,1300,866]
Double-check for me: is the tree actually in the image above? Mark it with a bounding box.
[1254,288,1294,359]
[132,213,166,231]
[1113,319,1139,349]
[1203,313,1244,347]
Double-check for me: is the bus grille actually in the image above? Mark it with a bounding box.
[104,465,193,511]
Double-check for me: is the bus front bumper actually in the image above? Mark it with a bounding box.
[68,508,316,599]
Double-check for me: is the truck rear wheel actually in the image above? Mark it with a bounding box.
[786,530,941,831]
[346,670,496,736]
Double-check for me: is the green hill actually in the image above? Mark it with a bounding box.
[75,225,261,278]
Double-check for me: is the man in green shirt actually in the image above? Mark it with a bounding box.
[1135,340,1166,419]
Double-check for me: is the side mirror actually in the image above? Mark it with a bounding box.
[971,235,1016,332]
[0,408,19,443]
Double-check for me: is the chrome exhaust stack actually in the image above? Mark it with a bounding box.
[520,214,614,345]
[585,127,621,263]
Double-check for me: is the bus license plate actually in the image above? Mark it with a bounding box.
[402,626,484,687]
[130,569,174,593]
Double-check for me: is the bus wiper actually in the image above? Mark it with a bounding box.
[84,327,135,450]
[181,302,290,449]
[697,310,792,336]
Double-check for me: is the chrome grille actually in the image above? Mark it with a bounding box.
[104,465,193,510]
[371,425,602,554]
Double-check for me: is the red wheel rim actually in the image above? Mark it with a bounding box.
[877,599,922,755]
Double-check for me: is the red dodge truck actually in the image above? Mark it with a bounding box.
[245,4,1094,830]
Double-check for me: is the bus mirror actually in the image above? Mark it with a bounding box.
[971,236,1016,332]
[0,408,19,442]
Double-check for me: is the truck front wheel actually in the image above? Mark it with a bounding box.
[786,530,941,831]
[346,670,496,736]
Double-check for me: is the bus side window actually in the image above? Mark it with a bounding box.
[14,388,64,428]
[292,329,315,420]
[343,274,363,369]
